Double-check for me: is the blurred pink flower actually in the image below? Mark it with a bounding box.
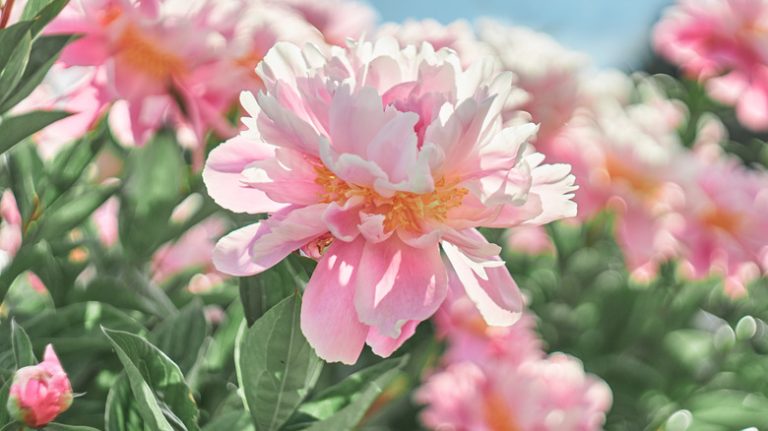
[204,38,577,364]
[92,196,119,248]
[434,284,543,365]
[504,225,554,255]
[654,0,768,130]
[416,355,612,431]
[671,154,768,291]
[152,216,228,288]
[46,0,322,147]
[0,190,22,270]
[7,345,73,428]
[268,0,376,46]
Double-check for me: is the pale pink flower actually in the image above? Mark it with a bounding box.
[654,0,768,130]
[504,225,554,255]
[46,0,321,147]
[434,285,543,366]
[151,216,228,286]
[7,345,73,428]
[0,190,22,270]
[267,0,376,46]
[376,19,493,67]
[670,154,768,290]
[416,355,612,431]
[204,39,577,364]
[92,196,120,248]
[476,20,590,141]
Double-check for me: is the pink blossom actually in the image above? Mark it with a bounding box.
[416,356,612,431]
[46,0,322,147]
[0,190,22,270]
[654,0,768,130]
[504,225,554,255]
[670,153,768,291]
[267,0,376,46]
[204,39,577,364]
[7,345,73,428]
[434,285,543,366]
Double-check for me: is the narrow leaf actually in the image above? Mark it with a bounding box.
[0,31,31,104]
[11,320,36,368]
[0,110,71,155]
[150,300,208,374]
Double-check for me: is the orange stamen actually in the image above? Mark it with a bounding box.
[114,24,187,80]
[314,165,467,233]
[483,391,523,431]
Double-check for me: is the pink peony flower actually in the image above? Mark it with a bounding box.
[267,0,376,46]
[416,356,612,431]
[0,189,22,271]
[46,0,322,147]
[434,284,543,366]
[7,345,73,428]
[654,0,768,130]
[670,153,768,292]
[204,38,577,364]
[504,225,554,255]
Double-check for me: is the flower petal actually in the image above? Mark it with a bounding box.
[301,238,369,364]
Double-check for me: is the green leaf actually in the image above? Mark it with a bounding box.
[236,294,323,431]
[105,373,152,431]
[201,412,253,431]
[150,301,208,374]
[290,356,408,431]
[239,258,304,326]
[5,140,43,221]
[119,132,185,257]
[47,119,108,192]
[0,31,31,105]
[0,379,12,426]
[0,110,71,155]
[0,22,33,71]
[11,320,36,368]
[43,423,102,431]
[103,328,200,431]
[25,0,70,36]
[0,34,79,115]
[35,180,120,240]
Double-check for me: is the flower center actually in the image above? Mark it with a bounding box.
[314,165,467,233]
[604,155,661,198]
[701,207,743,235]
[115,24,187,80]
[483,391,522,431]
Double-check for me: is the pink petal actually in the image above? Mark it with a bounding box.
[301,238,369,364]
[366,320,419,358]
[442,231,523,327]
[203,135,286,214]
[354,236,448,338]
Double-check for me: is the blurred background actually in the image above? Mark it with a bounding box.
[368,0,673,68]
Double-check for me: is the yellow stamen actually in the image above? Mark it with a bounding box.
[314,165,467,233]
[701,207,743,235]
[115,24,187,80]
[603,155,661,199]
[483,391,523,431]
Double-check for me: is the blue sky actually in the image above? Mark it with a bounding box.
[366,0,673,68]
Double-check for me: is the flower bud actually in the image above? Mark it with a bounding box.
[7,345,73,428]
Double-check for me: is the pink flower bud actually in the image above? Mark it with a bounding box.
[7,345,73,428]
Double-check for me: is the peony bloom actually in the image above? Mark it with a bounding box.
[434,283,543,366]
[670,153,768,295]
[204,38,577,364]
[654,0,768,130]
[0,190,22,271]
[7,345,73,428]
[267,0,376,46]
[416,356,612,431]
[46,0,322,147]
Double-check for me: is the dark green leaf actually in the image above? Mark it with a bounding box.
[47,119,108,192]
[0,110,71,155]
[201,412,252,431]
[103,328,200,431]
[150,301,208,374]
[291,356,408,431]
[35,180,120,240]
[0,22,33,71]
[11,320,36,368]
[26,0,70,36]
[0,379,12,426]
[105,373,151,431]
[236,294,323,431]
[0,34,79,115]
[0,31,31,105]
